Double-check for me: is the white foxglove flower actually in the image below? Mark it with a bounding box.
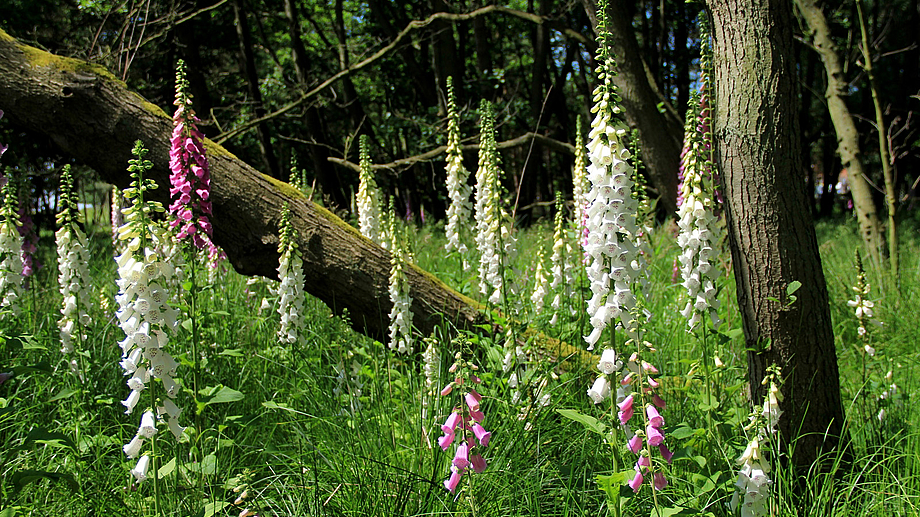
[357,135,383,245]
[0,177,23,318]
[111,186,125,255]
[116,142,184,465]
[443,76,472,263]
[530,244,548,314]
[131,454,151,484]
[56,165,93,359]
[422,337,440,396]
[572,117,589,236]
[387,216,413,354]
[473,100,517,307]
[676,90,722,331]
[587,376,610,404]
[549,194,576,322]
[581,34,644,350]
[731,436,772,517]
[277,204,306,346]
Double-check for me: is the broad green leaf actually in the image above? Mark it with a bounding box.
[207,386,244,405]
[48,388,81,403]
[211,310,231,317]
[202,501,229,517]
[556,409,607,435]
[158,457,176,479]
[11,362,52,376]
[218,349,244,357]
[787,280,802,296]
[24,428,77,450]
[11,470,78,493]
[0,507,15,517]
[670,426,696,440]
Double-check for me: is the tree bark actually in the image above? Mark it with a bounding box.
[795,0,884,268]
[581,0,683,215]
[707,0,847,469]
[0,29,588,365]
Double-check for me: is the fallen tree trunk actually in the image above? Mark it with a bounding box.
[0,29,589,365]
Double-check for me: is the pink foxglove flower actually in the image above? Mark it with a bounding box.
[168,60,224,267]
[438,348,490,493]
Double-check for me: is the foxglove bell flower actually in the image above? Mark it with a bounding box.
[549,193,576,324]
[116,141,184,473]
[387,212,414,353]
[848,250,882,342]
[572,117,589,238]
[357,135,384,245]
[277,204,306,346]
[581,15,644,350]
[438,349,490,493]
[676,90,722,331]
[443,77,473,264]
[474,100,518,307]
[531,244,549,314]
[168,60,224,269]
[0,174,23,318]
[56,165,93,363]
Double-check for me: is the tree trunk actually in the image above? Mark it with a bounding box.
[232,0,281,179]
[795,0,884,268]
[581,0,683,215]
[707,0,847,469]
[0,29,588,364]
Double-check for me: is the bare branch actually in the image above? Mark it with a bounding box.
[214,5,591,145]
[327,132,576,173]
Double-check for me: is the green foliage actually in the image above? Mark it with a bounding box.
[2,198,920,515]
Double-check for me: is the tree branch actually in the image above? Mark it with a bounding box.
[327,132,576,173]
[213,5,592,145]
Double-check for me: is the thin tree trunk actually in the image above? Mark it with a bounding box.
[232,0,280,179]
[707,0,847,470]
[795,0,884,268]
[856,0,898,276]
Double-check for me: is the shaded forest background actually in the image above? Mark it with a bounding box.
[0,0,918,227]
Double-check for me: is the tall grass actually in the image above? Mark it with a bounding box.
[0,211,918,516]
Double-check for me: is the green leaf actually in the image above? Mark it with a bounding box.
[690,472,717,493]
[556,409,607,435]
[262,400,292,410]
[11,362,52,377]
[10,470,78,493]
[211,311,230,317]
[23,428,77,450]
[158,457,176,479]
[786,280,802,296]
[202,501,230,517]
[654,507,693,516]
[48,388,80,403]
[218,349,244,357]
[197,385,244,414]
[0,507,16,517]
[670,426,696,440]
